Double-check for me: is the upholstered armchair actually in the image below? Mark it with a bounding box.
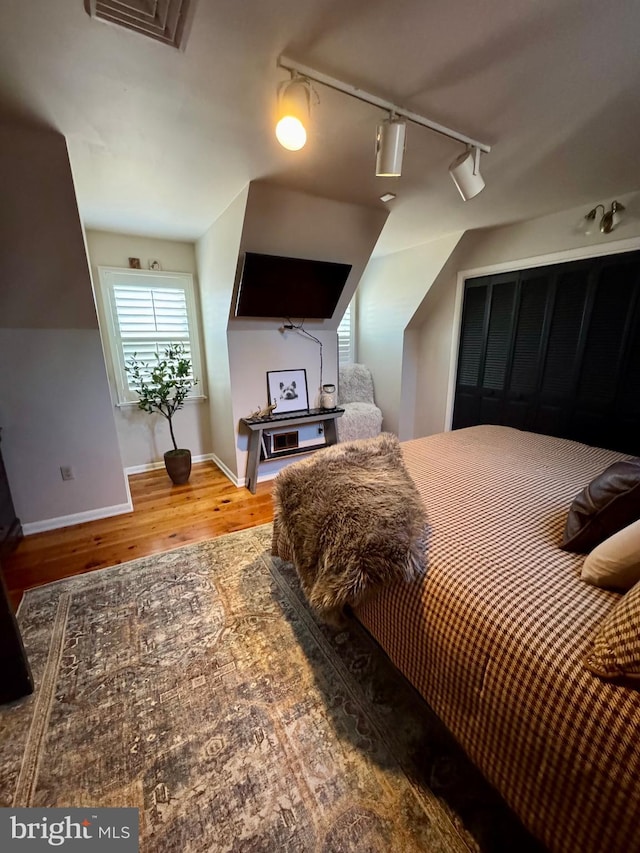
[336,363,383,443]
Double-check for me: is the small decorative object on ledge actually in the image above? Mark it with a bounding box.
[128,257,141,269]
[321,383,336,409]
[247,400,278,420]
[267,368,309,414]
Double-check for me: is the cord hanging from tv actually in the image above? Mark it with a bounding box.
[234,252,352,319]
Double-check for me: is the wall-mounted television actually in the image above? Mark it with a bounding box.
[234,252,352,319]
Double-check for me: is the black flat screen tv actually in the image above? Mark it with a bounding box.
[234,252,352,319]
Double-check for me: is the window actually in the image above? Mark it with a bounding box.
[337,298,355,365]
[97,267,203,405]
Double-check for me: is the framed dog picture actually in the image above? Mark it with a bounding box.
[267,368,309,414]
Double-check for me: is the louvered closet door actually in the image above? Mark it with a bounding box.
[502,269,550,430]
[571,255,640,453]
[451,282,488,429]
[617,286,640,454]
[532,262,591,437]
[479,274,517,424]
[452,273,521,430]
[452,250,640,455]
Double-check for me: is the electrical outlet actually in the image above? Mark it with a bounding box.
[60,465,74,481]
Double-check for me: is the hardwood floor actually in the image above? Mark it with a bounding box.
[2,462,274,610]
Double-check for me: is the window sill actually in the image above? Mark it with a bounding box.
[116,395,208,409]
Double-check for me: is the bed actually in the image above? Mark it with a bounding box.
[272,425,640,853]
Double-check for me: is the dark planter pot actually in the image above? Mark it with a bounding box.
[164,449,192,485]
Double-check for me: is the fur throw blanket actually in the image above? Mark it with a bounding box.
[271,433,428,620]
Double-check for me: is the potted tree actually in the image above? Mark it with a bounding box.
[126,343,197,485]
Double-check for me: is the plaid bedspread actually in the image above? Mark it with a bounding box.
[355,425,640,853]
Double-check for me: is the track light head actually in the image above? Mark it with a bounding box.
[449,147,485,201]
[375,116,406,177]
[274,57,492,194]
[275,75,311,151]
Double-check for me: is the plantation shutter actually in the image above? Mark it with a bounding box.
[97,268,202,404]
[338,301,354,365]
[113,285,193,374]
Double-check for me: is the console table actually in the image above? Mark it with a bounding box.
[241,408,344,494]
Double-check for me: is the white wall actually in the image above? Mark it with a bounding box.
[235,182,389,331]
[85,229,212,470]
[411,191,640,437]
[87,182,388,487]
[229,328,338,484]
[357,232,463,438]
[0,126,129,531]
[0,330,131,527]
[219,182,388,484]
[196,187,249,481]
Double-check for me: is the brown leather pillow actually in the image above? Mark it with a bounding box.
[561,457,640,553]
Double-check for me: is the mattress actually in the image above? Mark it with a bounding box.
[355,425,640,853]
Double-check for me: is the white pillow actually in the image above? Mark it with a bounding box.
[581,518,640,590]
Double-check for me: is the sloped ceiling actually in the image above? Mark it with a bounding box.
[230,180,389,329]
[1,0,639,256]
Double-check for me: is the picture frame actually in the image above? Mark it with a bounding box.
[267,368,309,414]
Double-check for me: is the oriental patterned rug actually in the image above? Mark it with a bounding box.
[0,525,542,852]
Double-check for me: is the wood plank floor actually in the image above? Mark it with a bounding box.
[2,462,274,610]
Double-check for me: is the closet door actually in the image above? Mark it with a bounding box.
[532,262,592,438]
[502,268,551,430]
[478,274,517,424]
[571,255,640,453]
[452,274,517,429]
[617,289,640,454]
[452,250,640,454]
[452,281,489,429]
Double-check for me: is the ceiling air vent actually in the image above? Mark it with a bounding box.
[85,0,194,49]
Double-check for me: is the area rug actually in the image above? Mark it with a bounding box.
[0,525,542,852]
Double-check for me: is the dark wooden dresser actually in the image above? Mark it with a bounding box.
[0,429,33,703]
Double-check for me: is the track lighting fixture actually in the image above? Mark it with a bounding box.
[449,146,485,201]
[276,55,491,199]
[584,200,626,234]
[275,73,312,151]
[375,116,406,177]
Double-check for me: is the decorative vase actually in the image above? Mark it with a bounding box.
[321,383,337,409]
[164,449,192,485]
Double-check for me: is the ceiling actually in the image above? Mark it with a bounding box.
[1,0,640,256]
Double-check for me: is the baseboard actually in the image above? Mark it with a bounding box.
[125,453,215,476]
[124,453,282,489]
[209,454,241,487]
[206,453,279,489]
[23,499,134,536]
[125,453,240,489]
[256,470,280,485]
